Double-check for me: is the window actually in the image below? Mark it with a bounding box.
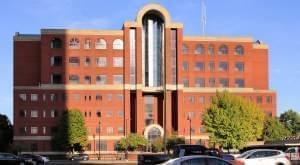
[51,73,62,84]
[195,62,205,71]
[182,61,189,71]
[84,56,91,66]
[69,57,80,66]
[84,39,92,49]
[182,44,188,54]
[31,127,38,134]
[219,78,229,87]
[235,45,244,55]
[19,110,27,117]
[116,94,123,101]
[118,111,124,117]
[106,111,112,117]
[96,57,107,67]
[208,44,214,55]
[199,96,205,104]
[208,78,215,87]
[180,158,206,165]
[118,127,124,134]
[51,110,57,118]
[200,126,206,133]
[96,75,107,85]
[113,39,123,50]
[113,57,123,67]
[107,127,114,134]
[73,94,81,101]
[43,110,46,118]
[107,94,113,101]
[50,93,58,102]
[51,38,62,49]
[96,142,107,151]
[195,78,205,87]
[219,62,228,71]
[194,44,204,54]
[69,75,79,84]
[84,75,91,84]
[187,96,195,103]
[235,79,245,87]
[31,94,38,101]
[257,96,263,104]
[96,94,102,101]
[20,127,27,135]
[187,112,195,118]
[266,96,272,104]
[51,56,62,66]
[19,94,26,101]
[113,75,123,84]
[69,37,80,49]
[219,44,228,55]
[43,126,46,134]
[31,110,38,118]
[183,78,189,87]
[235,62,244,72]
[95,39,107,49]
[208,61,215,71]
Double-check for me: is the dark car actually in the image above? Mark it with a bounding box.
[0,152,25,165]
[173,145,208,158]
[19,154,49,165]
[70,154,89,161]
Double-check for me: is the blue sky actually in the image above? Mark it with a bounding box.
[1,0,300,122]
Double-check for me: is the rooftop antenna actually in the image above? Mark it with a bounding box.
[201,0,207,36]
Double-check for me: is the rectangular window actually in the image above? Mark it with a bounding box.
[73,94,81,101]
[69,57,80,66]
[96,94,102,101]
[194,62,205,71]
[96,75,106,85]
[106,111,112,117]
[195,78,205,87]
[96,57,107,67]
[84,75,92,84]
[51,73,62,84]
[51,110,57,118]
[219,78,229,87]
[19,94,27,101]
[171,29,177,84]
[144,96,154,126]
[187,96,195,103]
[31,127,38,134]
[50,93,58,102]
[107,94,113,101]
[113,75,123,84]
[69,75,80,84]
[96,142,107,151]
[187,112,195,118]
[43,110,46,118]
[51,56,62,66]
[118,127,124,134]
[107,127,114,134]
[208,78,215,87]
[84,39,92,49]
[182,61,189,71]
[183,78,189,87]
[113,57,123,67]
[130,29,136,84]
[85,56,91,66]
[199,96,205,104]
[235,62,244,72]
[19,110,26,117]
[266,96,272,104]
[116,94,123,101]
[31,110,38,118]
[31,94,38,101]
[257,96,263,104]
[208,62,215,71]
[43,126,46,135]
[219,62,228,71]
[235,79,245,87]
[118,111,124,117]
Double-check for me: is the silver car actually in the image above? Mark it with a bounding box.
[161,155,232,165]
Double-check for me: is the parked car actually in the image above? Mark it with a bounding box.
[285,147,300,161]
[173,145,208,158]
[19,154,49,165]
[234,149,291,165]
[161,155,232,165]
[69,153,89,161]
[0,152,25,165]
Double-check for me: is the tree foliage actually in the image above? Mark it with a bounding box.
[203,91,265,149]
[279,109,300,135]
[52,109,88,152]
[116,134,148,151]
[151,138,164,152]
[166,135,185,152]
[264,117,291,141]
[0,114,13,151]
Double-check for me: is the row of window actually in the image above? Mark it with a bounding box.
[51,38,123,50]
[182,78,245,88]
[182,44,245,55]
[184,95,273,104]
[182,61,244,72]
[18,93,124,102]
[51,56,124,68]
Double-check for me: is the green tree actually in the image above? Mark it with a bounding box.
[264,117,291,141]
[279,109,300,135]
[116,134,148,151]
[166,135,185,153]
[52,109,88,152]
[151,138,164,152]
[203,91,265,149]
[0,114,13,151]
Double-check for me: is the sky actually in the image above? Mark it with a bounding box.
[1,0,300,122]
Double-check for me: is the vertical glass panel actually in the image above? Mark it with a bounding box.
[171,29,177,84]
[130,29,136,84]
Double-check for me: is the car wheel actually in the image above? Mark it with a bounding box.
[276,163,284,165]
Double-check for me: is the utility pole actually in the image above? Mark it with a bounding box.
[187,116,192,144]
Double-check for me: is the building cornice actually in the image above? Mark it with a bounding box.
[181,87,276,93]
[13,34,41,41]
[183,36,253,42]
[41,29,124,36]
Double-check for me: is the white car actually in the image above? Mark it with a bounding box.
[234,149,291,165]
[161,155,232,165]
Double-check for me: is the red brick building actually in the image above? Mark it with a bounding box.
[13,4,276,152]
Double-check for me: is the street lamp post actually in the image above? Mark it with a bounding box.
[187,116,192,145]
[96,111,101,160]
[93,134,95,154]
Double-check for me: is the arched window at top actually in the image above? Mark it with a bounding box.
[51,38,62,49]
[95,39,107,49]
[235,45,244,55]
[208,44,214,55]
[194,44,204,55]
[69,37,80,49]
[113,39,123,50]
[218,44,228,55]
[84,39,92,49]
[182,44,189,54]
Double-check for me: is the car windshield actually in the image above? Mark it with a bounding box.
[237,150,255,158]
